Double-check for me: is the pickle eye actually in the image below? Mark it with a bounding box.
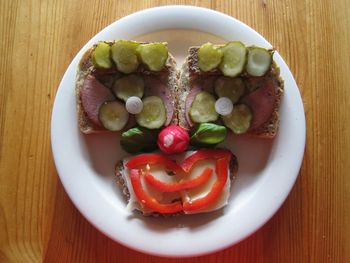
[221,104,252,134]
[136,96,167,129]
[98,101,129,131]
[189,91,218,123]
[112,74,144,102]
[214,76,245,104]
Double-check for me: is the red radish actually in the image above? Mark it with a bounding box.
[157,125,189,154]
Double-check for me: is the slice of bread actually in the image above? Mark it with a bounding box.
[115,150,239,216]
[75,42,179,134]
[177,47,284,138]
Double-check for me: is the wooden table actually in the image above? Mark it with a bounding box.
[1,1,349,262]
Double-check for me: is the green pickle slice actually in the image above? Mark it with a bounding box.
[189,91,218,123]
[91,42,112,69]
[111,40,140,73]
[137,43,168,71]
[98,101,129,131]
[112,74,144,102]
[214,76,245,104]
[219,41,247,77]
[222,104,252,134]
[246,47,272,76]
[198,43,223,72]
[136,96,166,129]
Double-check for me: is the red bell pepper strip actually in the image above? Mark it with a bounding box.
[183,157,229,212]
[144,167,213,192]
[129,169,183,214]
[181,149,232,172]
[126,154,182,174]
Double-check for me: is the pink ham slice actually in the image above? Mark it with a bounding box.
[81,74,115,127]
[143,75,174,126]
[241,79,276,130]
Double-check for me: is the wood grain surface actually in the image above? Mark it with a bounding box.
[1,0,349,262]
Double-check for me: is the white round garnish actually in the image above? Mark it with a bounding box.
[215,97,233,116]
[125,96,143,114]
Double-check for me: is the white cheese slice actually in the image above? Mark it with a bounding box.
[121,151,231,214]
[181,159,231,214]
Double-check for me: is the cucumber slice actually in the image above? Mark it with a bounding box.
[98,101,129,131]
[214,76,245,104]
[91,42,112,69]
[222,104,252,134]
[246,47,272,76]
[198,43,223,72]
[219,41,247,77]
[189,91,218,123]
[112,74,144,102]
[137,43,168,71]
[111,40,140,74]
[136,96,166,129]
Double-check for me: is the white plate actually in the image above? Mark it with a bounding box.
[51,6,305,257]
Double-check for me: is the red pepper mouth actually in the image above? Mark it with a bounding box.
[126,149,233,214]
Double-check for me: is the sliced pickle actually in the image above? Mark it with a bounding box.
[189,91,218,123]
[91,42,112,69]
[222,104,252,134]
[112,74,144,102]
[111,40,140,73]
[137,43,168,71]
[136,96,166,129]
[246,47,272,76]
[214,76,245,104]
[98,101,129,131]
[219,41,247,77]
[198,43,223,72]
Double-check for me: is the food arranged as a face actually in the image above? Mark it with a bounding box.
[77,40,283,215]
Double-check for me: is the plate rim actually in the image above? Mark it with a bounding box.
[51,5,306,257]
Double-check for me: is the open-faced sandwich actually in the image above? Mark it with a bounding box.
[116,149,238,215]
[178,42,284,138]
[76,40,178,134]
[76,40,284,215]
